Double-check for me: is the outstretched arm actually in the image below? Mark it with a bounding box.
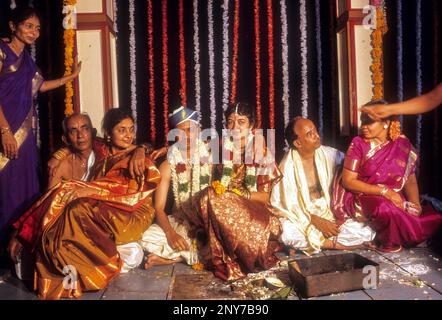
[39,61,82,93]
[361,83,442,120]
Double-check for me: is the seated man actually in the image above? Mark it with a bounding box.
[271,117,375,255]
[333,101,442,252]
[9,113,159,274]
[141,106,212,268]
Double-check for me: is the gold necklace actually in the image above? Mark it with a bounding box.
[9,41,24,56]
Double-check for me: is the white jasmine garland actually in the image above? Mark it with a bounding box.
[193,0,201,121]
[169,140,212,209]
[280,0,290,146]
[129,0,137,129]
[221,0,230,123]
[300,0,308,118]
[207,0,216,129]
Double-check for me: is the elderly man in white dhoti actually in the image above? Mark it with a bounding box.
[141,106,212,268]
[270,117,376,255]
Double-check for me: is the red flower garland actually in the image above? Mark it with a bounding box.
[254,0,262,128]
[162,0,169,142]
[230,0,240,105]
[433,0,440,161]
[179,0,187,107]
[148,0,156,142]
[267,0,275,129]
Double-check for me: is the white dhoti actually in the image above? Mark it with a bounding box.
[117,242,144,273]
[140,215,195,265]
[271,146,376,254]
[280,218,376,250]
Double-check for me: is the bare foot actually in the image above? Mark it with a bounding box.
[363,241,377,251]
[322,239,366,251]
[144,254,182,269]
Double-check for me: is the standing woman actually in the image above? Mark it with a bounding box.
[0,6,81,238]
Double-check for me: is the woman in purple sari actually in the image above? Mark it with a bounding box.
[332,100,442,253]
[0,7,81,240]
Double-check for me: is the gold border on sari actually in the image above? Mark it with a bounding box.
[365,140,390,160]
[344,158,360,172]
[0,108,33,171]
[32,71,44,97]
[393,149,418,192]
[0,50,23,76]
[0,48,5,64]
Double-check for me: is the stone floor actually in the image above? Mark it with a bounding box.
[1,245,442,300]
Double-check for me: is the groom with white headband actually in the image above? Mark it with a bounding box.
[141,106,213,268]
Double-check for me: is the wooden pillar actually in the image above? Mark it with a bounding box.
[73,0,119,132]
[336,0,374,136]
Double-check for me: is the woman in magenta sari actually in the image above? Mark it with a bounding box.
[332,100,442,253]
[0,7,81,240]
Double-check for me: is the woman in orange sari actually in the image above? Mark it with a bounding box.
[14,109,160,299]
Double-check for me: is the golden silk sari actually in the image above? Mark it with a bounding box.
[19,146,160,299]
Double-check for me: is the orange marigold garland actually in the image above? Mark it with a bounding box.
[63,0,77,116]
[370,1,402,140]
[370,2,388,101]
[389,119,401,141]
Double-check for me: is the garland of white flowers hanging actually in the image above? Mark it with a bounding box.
[299,0,308,118]
[128,0,137,129]
[207,0,216,129]
[416,0,423,153]
[28,0,40,148]
[315,0,324,137]
[222,0,230,121]
[396,0,404,124]
[112,0,118,33]
[280,0,290,131]
[193,0,201,121]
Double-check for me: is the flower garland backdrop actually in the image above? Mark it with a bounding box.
[0,0,440,198]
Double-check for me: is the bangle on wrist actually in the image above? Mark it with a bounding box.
[0,127,11,135]
[380,187,389,197]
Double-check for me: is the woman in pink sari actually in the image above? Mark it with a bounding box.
[332,101,442,253]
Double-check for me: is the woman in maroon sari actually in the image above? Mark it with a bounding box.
[0,7,81,240]
[332,101,442,252]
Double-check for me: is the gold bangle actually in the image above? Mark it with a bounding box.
[0,127,11,135]
[380,187,389,197]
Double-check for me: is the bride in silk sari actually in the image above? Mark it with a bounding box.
[178,103,282,282]
[332,101,442,252]
[14,109,160,299]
